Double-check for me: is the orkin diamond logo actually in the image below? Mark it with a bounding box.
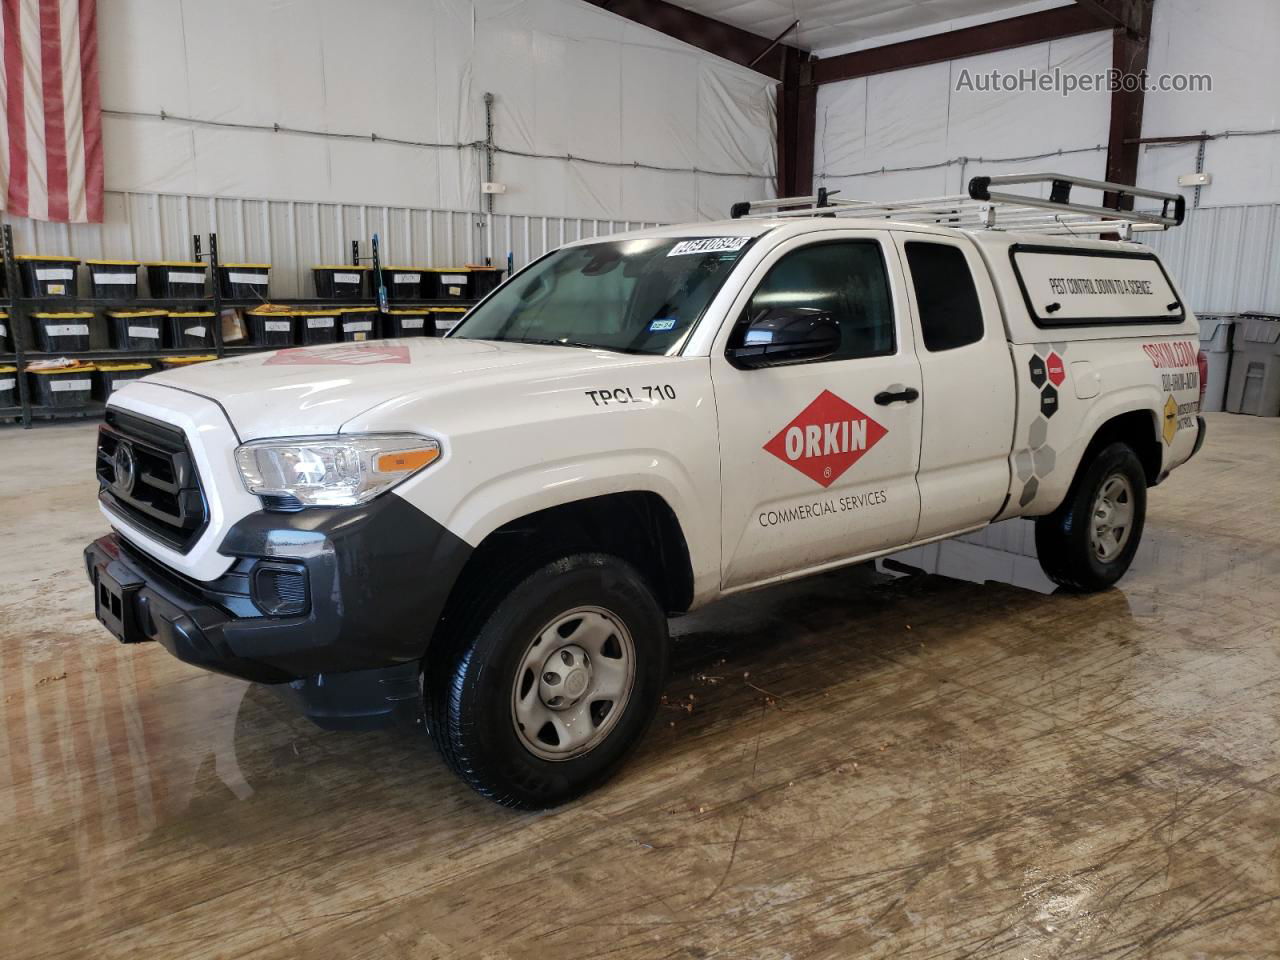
[763,389,888,488]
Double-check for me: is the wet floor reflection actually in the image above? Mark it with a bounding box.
[1,415,1277,958]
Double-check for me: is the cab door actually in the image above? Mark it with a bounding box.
[892,232,1016,541]
[710,231,924,589]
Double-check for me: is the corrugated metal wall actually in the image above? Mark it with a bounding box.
[1142,203,1280,315]
[1,191,664,298]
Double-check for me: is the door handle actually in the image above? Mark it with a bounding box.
[874,386,919,405]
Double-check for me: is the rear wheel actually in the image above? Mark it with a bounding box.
[426,552,668,809]
[1035,442,1147,592]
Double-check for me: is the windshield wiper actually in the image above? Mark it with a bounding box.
[504,337,634,354]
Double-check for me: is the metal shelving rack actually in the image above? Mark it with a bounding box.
[0,224,478,429]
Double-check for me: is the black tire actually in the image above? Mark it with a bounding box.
[425,552,668,809]
[1035,441,1147,592]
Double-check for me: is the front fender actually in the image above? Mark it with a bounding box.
[436,450,719,605]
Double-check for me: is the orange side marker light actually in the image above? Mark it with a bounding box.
[376,448,439,473]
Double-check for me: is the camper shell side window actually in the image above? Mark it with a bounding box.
[1008,244,1185,328]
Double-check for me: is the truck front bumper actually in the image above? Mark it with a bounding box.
[84,493,472,729]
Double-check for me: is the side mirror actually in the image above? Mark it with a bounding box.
[726,306,841,369]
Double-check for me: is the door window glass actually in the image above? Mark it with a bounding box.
[904,241,984,351]
[730,241,895,362]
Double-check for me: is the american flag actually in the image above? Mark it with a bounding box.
[0,0,102,223]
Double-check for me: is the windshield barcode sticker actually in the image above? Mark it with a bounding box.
[667,237,750,257]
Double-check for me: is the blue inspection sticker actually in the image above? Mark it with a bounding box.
[649,318,677,332]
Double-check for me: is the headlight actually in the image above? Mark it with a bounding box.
[234,435,441,507]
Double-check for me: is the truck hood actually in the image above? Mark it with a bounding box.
[141,338,663,440]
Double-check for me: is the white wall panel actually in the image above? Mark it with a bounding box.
[90,0,775,224]
[814,32,1112,202]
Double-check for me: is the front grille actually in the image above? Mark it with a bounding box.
[97,409,209,553]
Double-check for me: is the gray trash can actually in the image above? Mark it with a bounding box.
[1225,313,1280,417]
[1196,313,1235,413]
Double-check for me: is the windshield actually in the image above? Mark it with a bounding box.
[451,235,755,354]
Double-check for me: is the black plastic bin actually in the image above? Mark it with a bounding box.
[219,263,271,299]
[379,267,426,301]
[0,311,10,352]
[313,265,369,300]
[338,308,378,342]
[94,362,152,399]
[146,261,208,298]
[0,365,16,410]
[245,307,296,346]
[33,312,93,352]
[17,254,80,298]
[107,310,167,350]
[381,308,431,337]
[296,310,340,345]
[432,307,467,336]
[87,259,141,299]
[29,365,95,408]
[467,265,503,297]
[167,311,217,349]
[430,268,472,300]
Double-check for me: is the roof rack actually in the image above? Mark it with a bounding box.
[730,173,1186,238]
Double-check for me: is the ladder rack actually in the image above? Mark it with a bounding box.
[730,173,1186,238]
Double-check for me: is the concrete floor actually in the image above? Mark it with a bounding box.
[1,413,1277,960]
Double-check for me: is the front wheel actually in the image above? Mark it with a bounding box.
[425,553,668,809]
[1035,441,1148,592]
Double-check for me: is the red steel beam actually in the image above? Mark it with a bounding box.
[1104,1,1155,207]
[810,4,1109,86]
[578,0,804,81]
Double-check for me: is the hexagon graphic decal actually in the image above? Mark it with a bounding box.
[1028,355,1047,389]
[1014,449,1034,481]
[1046,352,1066,387]
[1033,444,1057,476]
[1028,417,1048,450]
[1040,385,1060,419]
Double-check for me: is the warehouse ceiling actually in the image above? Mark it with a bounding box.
[668,0,1074,54]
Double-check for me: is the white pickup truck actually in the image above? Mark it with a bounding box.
[86,174,1206,808]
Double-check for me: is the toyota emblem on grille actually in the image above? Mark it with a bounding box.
[113,441,137,495]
